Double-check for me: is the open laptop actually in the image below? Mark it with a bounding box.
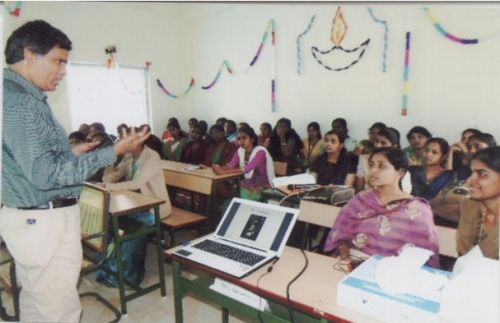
[173,197,299,278]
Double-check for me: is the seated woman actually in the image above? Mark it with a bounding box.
[98,127,172,287]
[258,122,272,148]
[449,128,482,180]
[301,121,325,169]
[139,123,163,157]
[402,126,432,166]
[213,125,275,201]
[452,132,496,181]
[353,122,386,156]
[268,118,304,175]
[225,119,238,143]
[180,124,207,165]
[162,119,189,161]
[324,147,440,267]
[355,127,412,193]
[203,124,237,166]
[456,146,499,260]
[331,118,357,152]
[309,129,358,187]
[410,138,456,201]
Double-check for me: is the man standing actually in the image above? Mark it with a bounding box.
[0,20,149,322]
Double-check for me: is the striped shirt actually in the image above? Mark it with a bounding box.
[2,68,116,207]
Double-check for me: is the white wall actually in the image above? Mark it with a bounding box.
[4,2,500,146]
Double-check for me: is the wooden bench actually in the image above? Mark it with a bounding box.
[160,207,207,248]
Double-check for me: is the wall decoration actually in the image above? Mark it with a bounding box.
[401,31,411,116]
[105,45,117,69]
[157,19,277,112]
[200,20,275,89]
[367,7,389,72]
[4,1,22,17]
[424,8,478,44]
[201,60,234,90]
[157,78,196,99]
[296,15,317,75]
[311,7,370,72]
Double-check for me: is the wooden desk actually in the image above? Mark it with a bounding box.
[162,161,242,195]
[109,190,167,314]
[165,244,381,323]
[162,161,243,217]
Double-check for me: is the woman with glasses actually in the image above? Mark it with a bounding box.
[213,125,275,201]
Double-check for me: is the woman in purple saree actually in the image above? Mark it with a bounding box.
[324,147,440,268]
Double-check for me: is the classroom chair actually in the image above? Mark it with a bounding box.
[273,161,288,177]
[0,243,20,322]
[160,207,207,248]
[79,182,121,323]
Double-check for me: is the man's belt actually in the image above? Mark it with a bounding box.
[17,197,78,210]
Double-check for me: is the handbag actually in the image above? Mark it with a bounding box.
[430,180,469,223]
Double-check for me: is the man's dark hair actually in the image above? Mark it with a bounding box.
[5,20,72,64]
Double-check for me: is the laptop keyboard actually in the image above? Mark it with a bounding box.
[193,240,265,266]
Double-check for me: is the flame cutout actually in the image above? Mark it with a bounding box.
[331,7,348,46]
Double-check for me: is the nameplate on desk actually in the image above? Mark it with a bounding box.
[181,165,203,172]
[210,278,269,311]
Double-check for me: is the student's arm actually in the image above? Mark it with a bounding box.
[212,150,241,175]
[106,154,161,191]
[455,200,476,256]
[344,174,356,188]
[244,150,266,172]
[355,155,367,192]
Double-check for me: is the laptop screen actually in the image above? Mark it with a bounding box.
[216,199,297,253]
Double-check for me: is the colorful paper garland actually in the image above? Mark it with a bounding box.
[201,20,275,90]
[157,78,196,99]
[424,8,479,45]
[296,14,317,75]
[201,60,234,90]
[4,1,22,17]
[367,7,389,72]
[401,31,411,116]
[157,20,277,112]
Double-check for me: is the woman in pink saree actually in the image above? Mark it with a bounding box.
[324,147,440,268]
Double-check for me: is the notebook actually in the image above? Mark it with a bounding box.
[173,197,299,278]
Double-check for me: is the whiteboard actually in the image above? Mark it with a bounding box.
[66,62,150,136]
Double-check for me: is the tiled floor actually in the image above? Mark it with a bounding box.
[1,234,249,323]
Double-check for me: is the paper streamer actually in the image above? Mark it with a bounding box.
[367,7,389,72]
[424,8,479,45]
[157,78,195,99]
[156,19,277,112]
[311,38,370,72]
[201,19,275,90]
[201,60,233,90]
[4,1,22,17]
[296,15,317,75]
[401,31,411,116]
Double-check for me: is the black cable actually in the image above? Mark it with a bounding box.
[285,249,309,323]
